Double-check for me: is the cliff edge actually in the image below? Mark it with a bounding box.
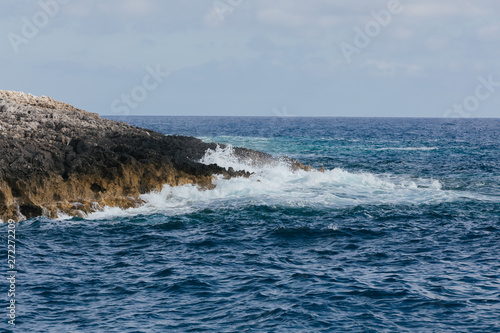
[0,91,308,222]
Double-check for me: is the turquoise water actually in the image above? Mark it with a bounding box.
[2,117,499,332]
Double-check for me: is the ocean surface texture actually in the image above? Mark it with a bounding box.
[2,117,499,332]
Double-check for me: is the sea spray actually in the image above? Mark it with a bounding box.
[81,144,480,220]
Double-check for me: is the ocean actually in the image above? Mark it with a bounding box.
[2,117,499,332]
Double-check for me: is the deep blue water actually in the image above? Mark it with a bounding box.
[2,117,500,332]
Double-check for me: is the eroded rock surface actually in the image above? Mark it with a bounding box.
[0,92,232,220]
[1,91,310,221]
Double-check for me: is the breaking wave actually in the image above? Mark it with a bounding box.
[79,145,485,220]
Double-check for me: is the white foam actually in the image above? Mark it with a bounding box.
[56,210,74,220]
[80,144,484,220]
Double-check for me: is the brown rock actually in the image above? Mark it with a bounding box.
[0,90,313,222]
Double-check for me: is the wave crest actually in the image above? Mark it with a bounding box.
[73,145,478,220]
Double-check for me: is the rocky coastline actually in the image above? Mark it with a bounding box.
[0,91,310,222]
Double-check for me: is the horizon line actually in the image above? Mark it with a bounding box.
[102,115,500,119]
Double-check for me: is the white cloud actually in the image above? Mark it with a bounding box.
[425,36,449,52]
[93,0,157,20]
[2,0,500,117]
[254,0,353,29]
[391,27,415,40]
[404,1,490,18]
[477,23,500,40]
[363,60,423,76]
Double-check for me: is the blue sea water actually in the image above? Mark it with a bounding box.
[2,117,500,332]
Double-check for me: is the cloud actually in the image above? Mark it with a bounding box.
[404,2,490,18]
[254,0,360,29]
[62,0,157,18]
[477,23,500,41]
[2,0,500,117]
[363,60,423,76]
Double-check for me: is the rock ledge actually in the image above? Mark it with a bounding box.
[0,91,308,221]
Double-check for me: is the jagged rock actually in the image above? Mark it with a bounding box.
[0,90,311,222]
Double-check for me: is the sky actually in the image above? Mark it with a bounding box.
[1,0,499,118]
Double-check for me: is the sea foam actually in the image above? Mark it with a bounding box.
[80,145,475,220]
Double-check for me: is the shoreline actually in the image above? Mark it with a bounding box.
[0,90,310,222]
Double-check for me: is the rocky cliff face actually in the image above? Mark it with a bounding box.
[0,91,309,222]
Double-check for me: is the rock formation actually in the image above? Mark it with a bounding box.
[0,91,310,222]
